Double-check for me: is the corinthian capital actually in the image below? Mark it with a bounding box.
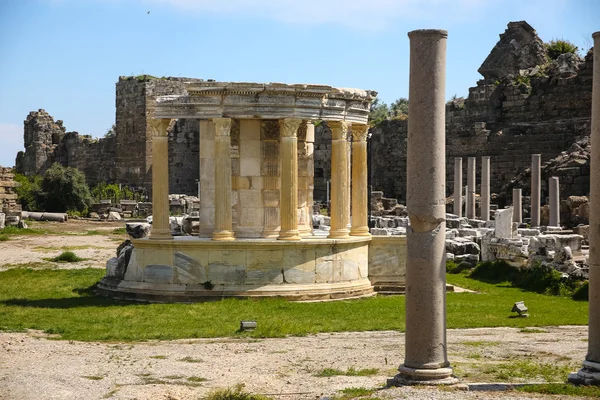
[329,121,350,140]
[351,124,369,141]
[213,118,232,137]
[149,118,172,137]
[279,118,302,138]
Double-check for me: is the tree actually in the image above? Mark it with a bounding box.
[368,97,390,126]
[38,163,92,213]
[390,97,409,118]
[13,173,42,211]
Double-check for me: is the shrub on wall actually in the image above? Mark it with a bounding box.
[546,39,579,60]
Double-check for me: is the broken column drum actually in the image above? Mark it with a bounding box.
[569,31,600,386]
[395,29,456,385]
[97,81,378,301]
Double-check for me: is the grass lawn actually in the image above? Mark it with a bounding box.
[0,268,588,342]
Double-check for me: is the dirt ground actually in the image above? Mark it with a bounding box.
[0,220,594,400]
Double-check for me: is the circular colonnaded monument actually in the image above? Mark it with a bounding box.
[98,81,382,301]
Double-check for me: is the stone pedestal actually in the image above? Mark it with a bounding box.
[149,119,173,240]
[481,156,490,221]
[569,31,600,386]
[513,189,522,223]
[549,177,560,227]
[212,118,235,241]
[328,121,350,239]
[453,158,462,218]
[351,124,371,237]
[531,154,541,227]
[395,29,456,385]
[278,118,302,241]
[466,157,476,219]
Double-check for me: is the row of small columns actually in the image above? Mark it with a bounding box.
[147,117,370,241]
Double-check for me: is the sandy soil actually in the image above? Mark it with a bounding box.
[0,220,593,400]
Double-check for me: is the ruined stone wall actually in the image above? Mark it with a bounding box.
[0,167,21,213]
[168,118,200,195]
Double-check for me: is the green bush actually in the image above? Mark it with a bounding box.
[48,251,84,263]
[470,260,518,283]
[14,173,42,211]
[38,163,92,213]
[546,39,579,60]
[446,260,472,274]
[572,281,589,301]
[91,182,136,203]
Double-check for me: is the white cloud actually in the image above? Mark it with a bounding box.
[0,123,23,168]
[142,0,494,27]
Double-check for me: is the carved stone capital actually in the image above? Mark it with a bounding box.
[149,118,172,137]
[351,124,369,141]
[329,121,350,140]
[213,118,232,137]
[279,118,302,138]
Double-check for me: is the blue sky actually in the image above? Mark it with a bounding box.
[0,0,598,168]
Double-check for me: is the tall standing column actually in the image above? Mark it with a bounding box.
[149,118,173,240]
[513,189,522,224]
[549,177,560,227]
[481,156,490,221]
[278,118,302,241]
[453,158,462,217]
[466,157,476,219]
[350,123,371,236]
[396,29,455,385]
[569,31,600,386]
[328,121,351,239]
[212,118,235,241]
[531,154,541,227]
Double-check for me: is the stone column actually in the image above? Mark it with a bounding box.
[549,177,560,227]
[199,120,216,237]
[149,118,173,240]
[278,118,302,241]
[531,154,541,227]
[453,158,462,218]
[328,121,351,239]
[297,121,314,237]
[570,31,600,386]
[350,123,371,236]
[212,118,235,241]
[481,156,490,221]
[466,157,476,219]
[396,29,455,385]
[513,189,522,223]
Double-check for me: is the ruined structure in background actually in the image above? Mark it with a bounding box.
[0,167,20,213]
[15,21,593,204]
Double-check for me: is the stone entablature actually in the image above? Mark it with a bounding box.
[154,82,376,124]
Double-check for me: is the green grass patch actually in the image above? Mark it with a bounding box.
[206,384,272,400]
[187,376,207,382]
[520,328,547,333]
[335,387,376,400]
[516,383,600,397]
[149,355,167,359]
[112,227,126,234]
[0,268,589,342]
[82,375,104,380]
[1,262,57,269]
[178,356,203,363]
[0,234,10,241]
[484,360,575,382]
[316,367,379,377]
[45,251,85,263]
[0,226,50,236]
[459,341,500,347]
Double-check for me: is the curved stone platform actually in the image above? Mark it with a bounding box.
[98,236,373,302]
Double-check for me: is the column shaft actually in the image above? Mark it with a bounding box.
[350,124,371,236]
[453,158,462,217]
[328,121,351,239]
[481,156,490,221]
[549,177,560,227]
[212,118,235,241]
[466,157,476,219]
[570,30,600,385]
[513,189,522,223]
[149,119,172,240]
[531,154,541,227]
[278,118,302,241]
[398,29,454,385]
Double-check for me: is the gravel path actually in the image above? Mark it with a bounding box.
[0,326,591,400]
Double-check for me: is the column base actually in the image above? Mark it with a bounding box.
[278,230,301,241]
[328,229,351,239]
[212,230,235,241]
[149,229,173,240]
[390,365,458,386]
[568,360,600,385]
[350,227,371,237]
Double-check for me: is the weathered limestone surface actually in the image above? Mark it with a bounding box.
[149,119,172,240]
[351,124,371,236]
[453,158,462,217]
[466,157,476,219]
[397,29,455,385]
[531,154,541,226]
[328,121,350,239]
[0,167,21,213]
[481,156,490,221]
[549,176,560,227]
[513,189,522,223]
